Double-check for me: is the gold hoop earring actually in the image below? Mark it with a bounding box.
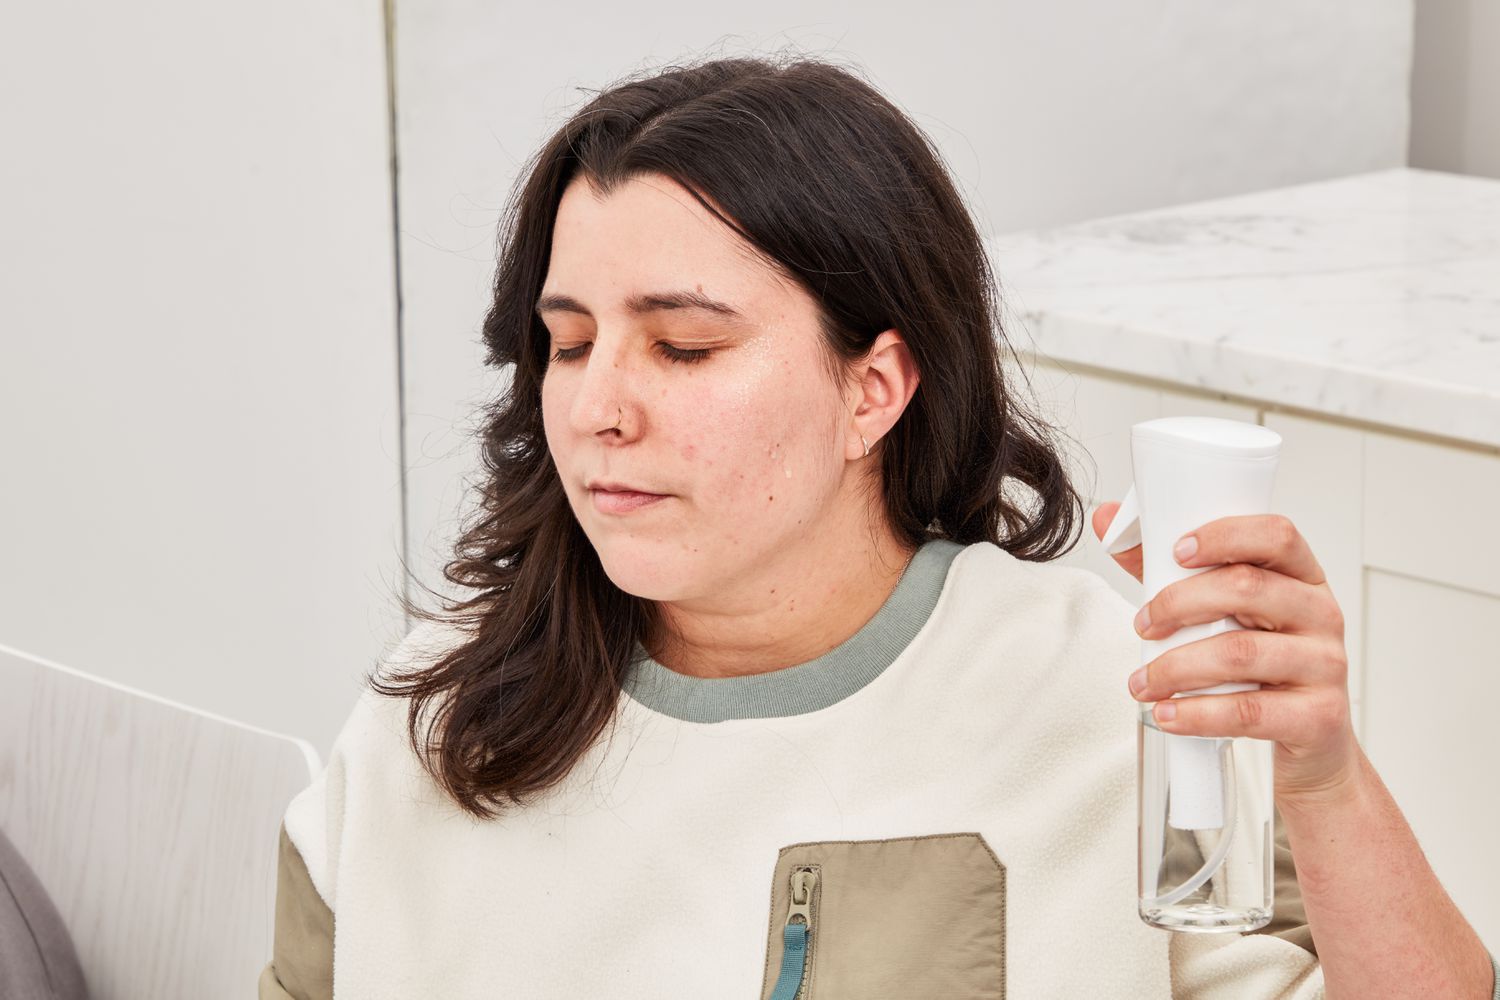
[861,434,870,458]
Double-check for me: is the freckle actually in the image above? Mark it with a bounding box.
[768,495,774,502]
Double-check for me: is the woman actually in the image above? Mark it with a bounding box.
[259,54,1499,998]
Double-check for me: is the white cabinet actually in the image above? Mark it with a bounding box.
[1361,430,1500,949]
[1363,570,1500,949]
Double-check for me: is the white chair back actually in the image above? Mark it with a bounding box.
[0,641,318,999]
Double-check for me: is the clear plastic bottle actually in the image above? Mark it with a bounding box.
[1101,416,1285,933]
[1138,705,1275,931]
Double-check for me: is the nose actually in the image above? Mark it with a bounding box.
[566,336,640,439]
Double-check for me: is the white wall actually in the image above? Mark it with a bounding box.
[1410,0,1500,179]
[393,0,1415,618]
[1,3,403,760]
[2,1,1417,760]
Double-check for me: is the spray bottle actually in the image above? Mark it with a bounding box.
[1099,416,1280,932]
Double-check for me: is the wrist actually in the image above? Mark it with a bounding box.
[1275,739,1370,818]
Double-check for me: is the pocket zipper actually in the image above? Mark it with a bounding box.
[768,866,820,1000]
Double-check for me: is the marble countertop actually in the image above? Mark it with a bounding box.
[986,168,1500,450]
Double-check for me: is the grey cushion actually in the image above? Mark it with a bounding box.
[0,824,89,999]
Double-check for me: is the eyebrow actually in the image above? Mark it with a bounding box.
[534,289,747,322]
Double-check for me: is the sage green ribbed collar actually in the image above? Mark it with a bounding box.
[622,538,966,723]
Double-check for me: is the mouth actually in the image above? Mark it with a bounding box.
[586,478,670,496]
[590,488,671,514]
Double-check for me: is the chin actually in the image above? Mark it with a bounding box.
[589,538,693,601]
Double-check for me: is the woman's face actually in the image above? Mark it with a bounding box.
[539,172,860,601]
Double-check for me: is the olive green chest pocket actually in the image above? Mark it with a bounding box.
[759,833,1006,1000]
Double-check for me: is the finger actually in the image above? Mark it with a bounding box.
[1128,629,1348,702]
[1150,687,1349,745]
[1092,502,1143,583]
[1138,562,1342,639]
[1176,513,1327,588]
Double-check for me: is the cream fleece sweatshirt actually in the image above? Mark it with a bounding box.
[272,538,1491,998]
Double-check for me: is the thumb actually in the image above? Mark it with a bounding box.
[1091,501,1144,584]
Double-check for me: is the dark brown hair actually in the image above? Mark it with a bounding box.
[369,50,1086,820]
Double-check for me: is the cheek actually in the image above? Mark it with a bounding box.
[678,370,837,513]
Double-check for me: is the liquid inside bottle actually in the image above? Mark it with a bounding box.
[1138,706,1276,932]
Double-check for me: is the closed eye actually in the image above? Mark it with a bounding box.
[549,342,714,365]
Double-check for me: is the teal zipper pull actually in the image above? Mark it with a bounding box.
[769,867,818,1000]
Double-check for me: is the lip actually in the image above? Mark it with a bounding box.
[587,478,665,494]
[590,488,670,515]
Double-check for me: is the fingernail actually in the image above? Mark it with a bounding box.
[1174,534,1198,563]
[1155,700,1177,722]
[1128,667,1147,696]
[1134,604,1151,634]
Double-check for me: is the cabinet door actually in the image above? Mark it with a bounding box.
[1262,412,1367,737]
[1363,570,1500,950]
[1363,431,1500,600]
[1359,428,1500,949]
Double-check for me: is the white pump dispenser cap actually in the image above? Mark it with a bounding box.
[1101,417,1281,831]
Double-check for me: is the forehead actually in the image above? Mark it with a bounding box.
[544,173,796,315]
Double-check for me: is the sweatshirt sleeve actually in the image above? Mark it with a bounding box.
[260,711,348,1000]
[256,619,457,999]
[258,820,334,1000]
[1167,805,1323,998]
[260,701,354,1000]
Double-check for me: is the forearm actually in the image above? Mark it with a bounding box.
[1277,745,1496,1000]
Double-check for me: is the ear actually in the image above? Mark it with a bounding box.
[844,329,919,460]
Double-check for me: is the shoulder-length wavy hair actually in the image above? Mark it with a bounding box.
[369,51,1086,820]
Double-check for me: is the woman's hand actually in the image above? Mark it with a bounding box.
[1091,503,1364,808]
